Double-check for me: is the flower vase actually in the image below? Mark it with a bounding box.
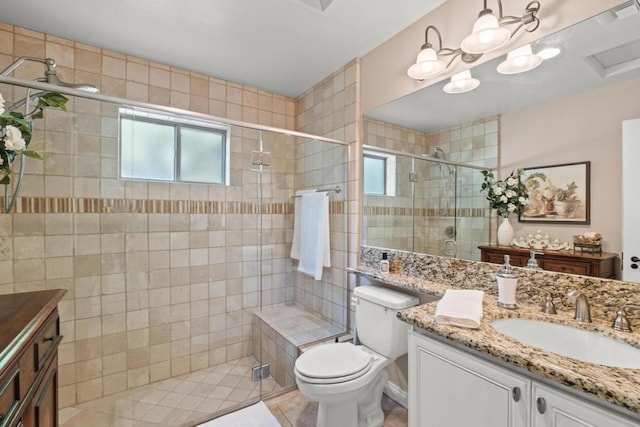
[497,216,514,246]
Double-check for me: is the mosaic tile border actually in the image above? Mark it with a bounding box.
[4,197,346,215]
[363,206,487,218]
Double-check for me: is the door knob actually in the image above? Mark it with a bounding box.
[631,256,640,262]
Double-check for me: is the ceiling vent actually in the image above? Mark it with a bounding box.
[294,0,335,12]
[584,38,640,78]
[611,0,640,19]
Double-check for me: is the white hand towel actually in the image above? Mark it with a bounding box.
[290,189,316,260]
[296,192,331,280]
[435,289,484,329]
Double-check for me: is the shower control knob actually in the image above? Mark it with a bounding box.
[631,256,640,263]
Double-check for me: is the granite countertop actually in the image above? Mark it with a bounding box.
[348,266,640,418]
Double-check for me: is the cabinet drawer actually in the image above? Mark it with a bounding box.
[0,368,20,426]
[34,313,60,372]
[542,260,590,276]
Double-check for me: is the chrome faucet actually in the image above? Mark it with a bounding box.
[533,287,556,314]
[568,290,591,323]
[612,305,640,332]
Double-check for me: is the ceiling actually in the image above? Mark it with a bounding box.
[0,0,445,97]
[365,2,640,132]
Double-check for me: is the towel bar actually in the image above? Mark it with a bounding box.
[292,186,341,198]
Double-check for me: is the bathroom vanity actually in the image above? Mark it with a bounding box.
[349,246,640,426]
[478,245,617,278]
[409,331,637,426]
[0,290,66,427]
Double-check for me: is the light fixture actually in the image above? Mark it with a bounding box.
[407,26,448,80]
[407,25,483,81]
[443,70,480,94]
[407,1,543,90]
[461,0,541,54]
[497,44,542,74]
[537,47,561,60]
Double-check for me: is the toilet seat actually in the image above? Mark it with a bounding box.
[295,343,373,384]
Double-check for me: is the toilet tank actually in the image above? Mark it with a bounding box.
[353,285,419,359]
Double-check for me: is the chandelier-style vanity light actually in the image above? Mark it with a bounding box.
[407,0,543,89]
[407,26,481,80]
[496,43,542,74]
[443,70,480,94]
[461,0,541,54]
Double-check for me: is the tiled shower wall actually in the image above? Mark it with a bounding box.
[362,117,498,261]
[294,60,358,329]
[0,23,348,409]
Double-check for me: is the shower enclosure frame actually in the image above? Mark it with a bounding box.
[362,144,488,258]
[0,75,351,421]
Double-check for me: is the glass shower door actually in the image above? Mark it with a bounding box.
[414,157,458,257]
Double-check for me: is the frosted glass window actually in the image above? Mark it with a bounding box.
[364,155,386,195]
[119,108,228,184]
[180,127,225,184]
[120,117,175,181]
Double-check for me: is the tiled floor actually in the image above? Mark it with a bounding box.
[265,388,408,427]
[59,356,283,427]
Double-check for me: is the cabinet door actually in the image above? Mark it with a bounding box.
[409,331,529,427]
[532,382,639,427]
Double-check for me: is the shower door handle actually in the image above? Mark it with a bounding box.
[444,239,457,257]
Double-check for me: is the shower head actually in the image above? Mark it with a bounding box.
[422,147,447,160]
[422,147,455,176]
[44,69,99,93]
[1,56,99,93]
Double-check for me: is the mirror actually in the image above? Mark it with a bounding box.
[362,147,490,261]
[365,4,640,133]
[362,3,640,263]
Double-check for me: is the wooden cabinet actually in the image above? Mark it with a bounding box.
[478,245,617,278]
[409,331,529,427]
[409,331,639,427]
[0,290,65,427]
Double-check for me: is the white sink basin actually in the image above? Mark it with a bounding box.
[491,318,640,369]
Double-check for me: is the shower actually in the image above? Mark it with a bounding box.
[422,147,455,216]
[0,56,100,212]
[1,56,99,93]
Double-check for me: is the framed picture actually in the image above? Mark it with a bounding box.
[519,161,590,224]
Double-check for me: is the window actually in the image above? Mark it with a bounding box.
[363,154,386,195]
[363,150,396,196]
[119,108,230,184]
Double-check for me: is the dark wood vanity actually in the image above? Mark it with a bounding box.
[0,290,66,427]
[479,245,617,278]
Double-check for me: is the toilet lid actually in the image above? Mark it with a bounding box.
[295,343,373,380]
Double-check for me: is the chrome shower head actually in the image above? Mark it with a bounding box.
[43,59,99,93]
[422,147,446,160]
[0,56,99,93]
[44,71,99,93]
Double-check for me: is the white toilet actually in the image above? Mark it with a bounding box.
[294,285,418,427]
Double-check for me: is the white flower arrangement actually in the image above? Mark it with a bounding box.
[0,91,68,184]
[480,169,528,218]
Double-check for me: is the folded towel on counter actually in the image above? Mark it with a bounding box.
[435,289,484,329]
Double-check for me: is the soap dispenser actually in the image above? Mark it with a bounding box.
[496,255,518,309]
[526,251,543,270]
[380,252,390,273]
